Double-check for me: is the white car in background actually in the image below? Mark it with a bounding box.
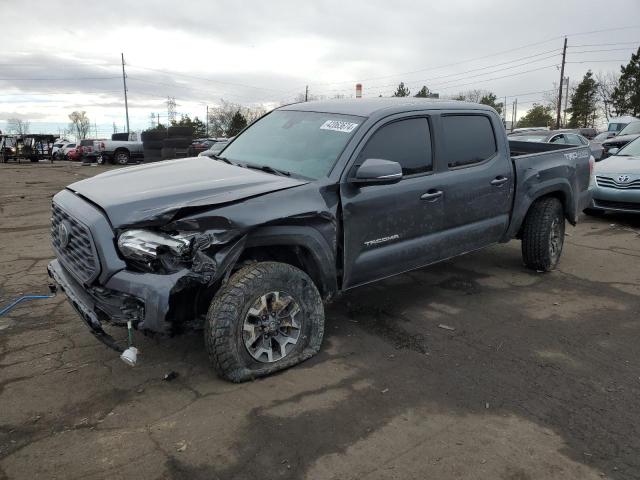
[51,141,69,157]
[59,143,77,159]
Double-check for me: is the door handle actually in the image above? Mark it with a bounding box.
[420,190,443,201]
[491,176,509,186]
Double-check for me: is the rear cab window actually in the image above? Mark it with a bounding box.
[441,115,497,168]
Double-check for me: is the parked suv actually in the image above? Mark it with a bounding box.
[48,99,592,382]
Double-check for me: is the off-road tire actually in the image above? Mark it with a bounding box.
[205,261,325,382]
[521,197,565,272]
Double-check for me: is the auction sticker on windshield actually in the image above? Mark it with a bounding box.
[320,120,359,133]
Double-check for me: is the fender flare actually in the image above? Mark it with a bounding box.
[237,225,338,298]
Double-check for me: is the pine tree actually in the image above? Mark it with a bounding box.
[414,86,430,98]
[479,92,503,115]
[227,111,248,137]
[517,104,554,128]
[393,82,410,97]
[567,70,599,128]
[611,47,640,117]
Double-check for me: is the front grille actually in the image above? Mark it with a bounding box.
[596,175,640,190]
[51,202,100,284]
[594,199,640,211]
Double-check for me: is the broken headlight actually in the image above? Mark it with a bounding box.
[117,229,194,264]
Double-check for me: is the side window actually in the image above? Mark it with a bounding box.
[357,118,432,176]
[566,134,585,145]
[549,135,566,144]
[441,115,497,168]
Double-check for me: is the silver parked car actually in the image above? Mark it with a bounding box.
[586,137,640,215]
[508,129,603,160]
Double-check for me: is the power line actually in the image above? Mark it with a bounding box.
[566,59,631,64]
[309,25,640,88]
[569,47,640,54]
[0,76,120,80]
[568,42,640,48]
[318,49,562,94]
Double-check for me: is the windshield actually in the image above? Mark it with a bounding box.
[221,110,363,179]
[616,137,640,156]
[510,134,547,142]
[608,123,627,132]
[617,122,640,136]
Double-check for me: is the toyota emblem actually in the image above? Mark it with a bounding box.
[58,221,71,248]
[617,174,631,183]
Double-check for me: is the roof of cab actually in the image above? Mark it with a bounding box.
[279,97,496,117]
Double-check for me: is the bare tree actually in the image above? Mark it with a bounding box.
[595,71,620,122]
[207,100,268,137]
[7,118,30,135]
[68,111,91,140]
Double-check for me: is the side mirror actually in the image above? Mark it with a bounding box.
[607,147,619,156]
[350,158,402,185]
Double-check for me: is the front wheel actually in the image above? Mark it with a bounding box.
[521,197,565,272]
[205,262,325,382]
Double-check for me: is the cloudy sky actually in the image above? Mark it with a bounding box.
[1,0,639,135]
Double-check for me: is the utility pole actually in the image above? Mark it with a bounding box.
[121,53,130,134]
[511,99,517,132]
[206,105,209,137]
[305,85,309,102]
[504,96,507,125]
[562,76,570,127]
[556,37,567,130]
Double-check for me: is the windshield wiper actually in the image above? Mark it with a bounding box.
[212,154,234,165]
[244,163,291,177]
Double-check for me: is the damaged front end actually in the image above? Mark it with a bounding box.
[48,189,248,356]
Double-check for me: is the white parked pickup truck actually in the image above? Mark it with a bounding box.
[94,133,144,165]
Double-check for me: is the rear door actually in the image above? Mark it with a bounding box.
[340,114,447,288]
[434,112,514,254]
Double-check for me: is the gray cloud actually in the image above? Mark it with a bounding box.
[1,0,639,130]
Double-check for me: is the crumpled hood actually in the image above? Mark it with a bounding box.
[68,156,308,227]
[595,154,640,175]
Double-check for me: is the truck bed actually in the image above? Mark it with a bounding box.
[504,139,593,240]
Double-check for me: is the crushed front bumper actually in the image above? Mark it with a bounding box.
[48,259,195,352]
[48,259,127,352]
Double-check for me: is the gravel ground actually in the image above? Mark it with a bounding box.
[1,161,639,480]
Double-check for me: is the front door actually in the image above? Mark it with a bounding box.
[340,115,448,289]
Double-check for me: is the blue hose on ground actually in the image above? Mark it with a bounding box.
[0,294,55,317]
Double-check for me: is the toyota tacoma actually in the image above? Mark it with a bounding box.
[48,99,593,382]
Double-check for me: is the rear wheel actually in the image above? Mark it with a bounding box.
[521,197,565,272]
[114,149,130,165]
[205,262,325,382]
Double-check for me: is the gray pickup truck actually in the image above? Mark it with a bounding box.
[94,134,143,165]
[48,99,593,382]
